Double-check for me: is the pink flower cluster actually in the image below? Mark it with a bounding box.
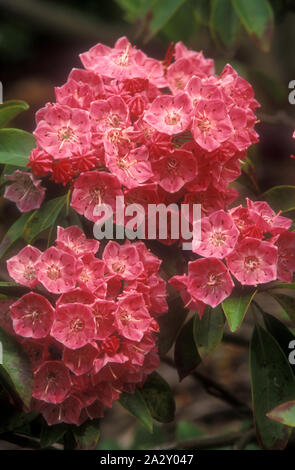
[170,199,295,315]
[6,226,167,425]
[28,37,259,231]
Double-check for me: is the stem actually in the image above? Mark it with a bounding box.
[233,428,256,450]
[162,356,252,416]
[151,429,253,450]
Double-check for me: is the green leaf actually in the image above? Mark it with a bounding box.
[0,326,33,408]
[176,420,204,440]
[116,0,148,22]
[263,312,295,369]
[262,185,295,213]
[232,0,274,51]
[0,212,33,259]
[142,0,186,41]
[250,324,295,449]
[119,389,153,432]
[174,316,202,381]
[269,293,295,323]
[73,419,100,450]
[193,0,211,26]
[267,401,295,427]
[157,297,188,356]
[140,371,175,423]
[40,422,68,448]
[210,0,241,50]
[0,128,35,166]
[0,101,29,128]
[222,286,257,332]
[23,196,67,243]
[193,306,225,358]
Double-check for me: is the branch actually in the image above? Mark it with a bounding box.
[151,429,253,450]
[162,356,252,416]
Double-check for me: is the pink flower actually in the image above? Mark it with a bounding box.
[10,292,54,339]
[144,93,192,135]
[37,395,82,425]
[191,100,233,152]
[63,343,98,376]
[246,199,292,235]
[92,299,116,340]
[80,37,165,86]
[51,303,96,349]
[226,237,278,285]
[152,148,197,193]
[56,288,96,307]
[187,258,234,307]
[276,232,295,282]
[169,274,206,318]
[105,146,153,189]
[78,254,105,292]
[34,103,90,159]
[90,96,129,133]
[4,170,45,212]
[103,241,144,280]
[33,361,72,404]
[71,171,123,223]
[115,293,151,341]
[56,225,99,257]
[55,79,95,109]
[35,247,82,294]
[193,210,239,259]
[7,245,41,288]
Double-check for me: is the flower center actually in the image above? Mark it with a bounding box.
[112,261,126,274]
[207,272,222,286]
[24,265,36,281]
[47,264,61,280]
[90,187,103,205]
[165,110,181,126]
[167,158,179,171]
[209,231,226,247]
[244,256,260,271]
[114,45,131,67]
[70,318,84,332]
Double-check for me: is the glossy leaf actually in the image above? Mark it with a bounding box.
[222,286,257,332]
[210,0,241,50]
[174,316,201,381]
[263,311,295,374]
[0,212,33,259]
[140,372,175,423]
[0,101,29,128]
[267,401,295,427]
[119,389,153,432]
[139,0,186,41]
[250,324,295,449]
[193,306,225,358]
[263,185,295,213]
[40,422,68,448]
[0,326,33,408]
[157,297,188,356]
[270,293,295,323]
[0,128,35,167]
[193,0,210,26]
[232,0,274,51]
[73,419,100,450]
[23,196,67,243]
